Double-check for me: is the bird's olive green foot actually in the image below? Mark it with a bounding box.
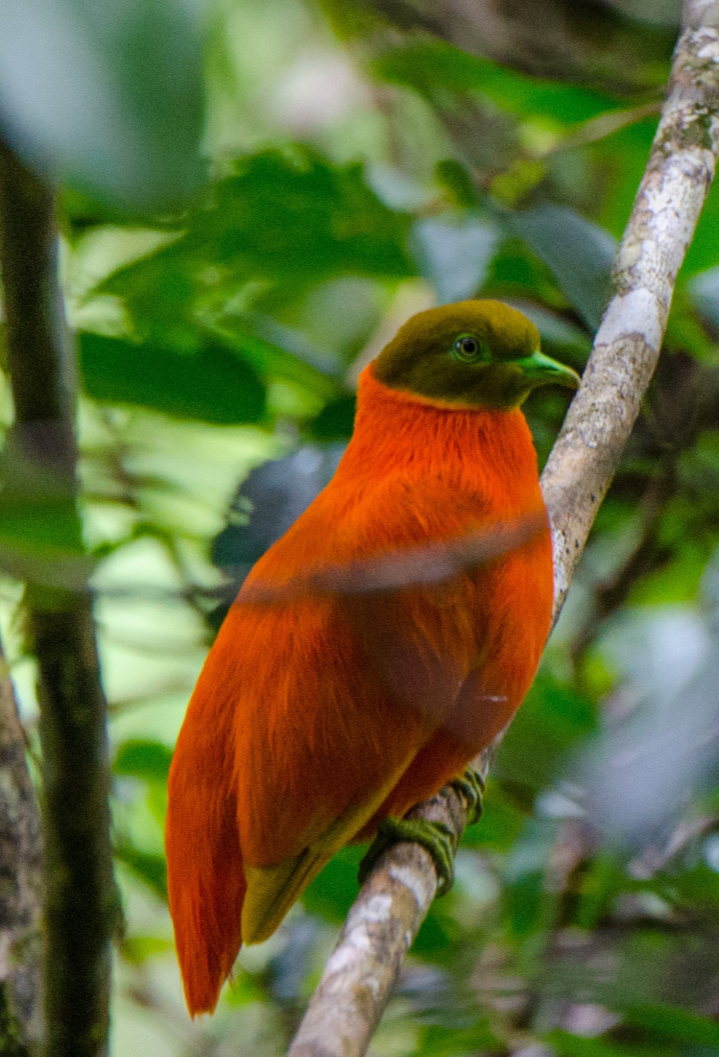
[358,816,457,895]
[451,766,485,826]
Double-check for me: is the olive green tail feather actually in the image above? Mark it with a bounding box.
[241,759,416,944]
[242,805,368,944]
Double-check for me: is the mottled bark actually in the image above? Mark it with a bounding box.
[0,137,115,1057]
[0,668,42,1056]
[287,2,719,1054]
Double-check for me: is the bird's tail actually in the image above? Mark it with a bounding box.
[166,695,245,1016]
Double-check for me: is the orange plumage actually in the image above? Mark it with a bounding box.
[166,301,566,1016]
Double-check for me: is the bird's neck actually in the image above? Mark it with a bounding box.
[337,366,543,515]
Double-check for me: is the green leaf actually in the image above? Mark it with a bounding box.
[496,672,597,794]
[688,267,719,358]
[307,394,356,441]
[509,205,616,330]
[415,1022,500,1057]
[624,1003,719,1047]
[97,150,415,382]
[0,440,88,586]
[501,819,560,938]
[502,869,547,939]
[411,216,499,304]
[222,326,339,397]
[196,149,414,281]
[435,160,483,210]
[302,844,365,922]
[664,293,718,365]
[115,844,167,900]
[682,177,719,277]
[483,235,568,308]
[114,740,173,783]
[79,332,266,424]
[0,483,82,559]
[593,117,658,239]
[412,904,455,955]
[120,935,173,965]
[461,782,524,850]
[102,149,414,314]
[547,1029,675,1057]
[0,0,204,209]
[374,40,624,125]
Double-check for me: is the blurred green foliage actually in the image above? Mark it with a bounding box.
[7,0,719,1055]
[0,0,205,208]
[373,39,626,125]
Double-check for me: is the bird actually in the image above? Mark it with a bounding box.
[165,298,580,1016]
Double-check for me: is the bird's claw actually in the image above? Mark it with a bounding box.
[357,768,485,895]
[451,766,485,827]
[358,815,457,895]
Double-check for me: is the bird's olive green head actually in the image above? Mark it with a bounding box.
[372,299,581,410]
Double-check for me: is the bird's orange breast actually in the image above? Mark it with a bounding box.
[221,365,552,854]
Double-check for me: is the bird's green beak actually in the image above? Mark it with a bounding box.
[514,351,581,390]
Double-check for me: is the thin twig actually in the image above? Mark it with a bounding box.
[287,3,719,1054]
[540,100,663,158]
[0,137,116,1057]
[240,513,546,604]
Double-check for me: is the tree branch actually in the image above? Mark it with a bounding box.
[287,2,719,1054]
[542,0,719,620]
[0,137,116,1057]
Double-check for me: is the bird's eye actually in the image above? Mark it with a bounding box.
[451,334,486,363]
